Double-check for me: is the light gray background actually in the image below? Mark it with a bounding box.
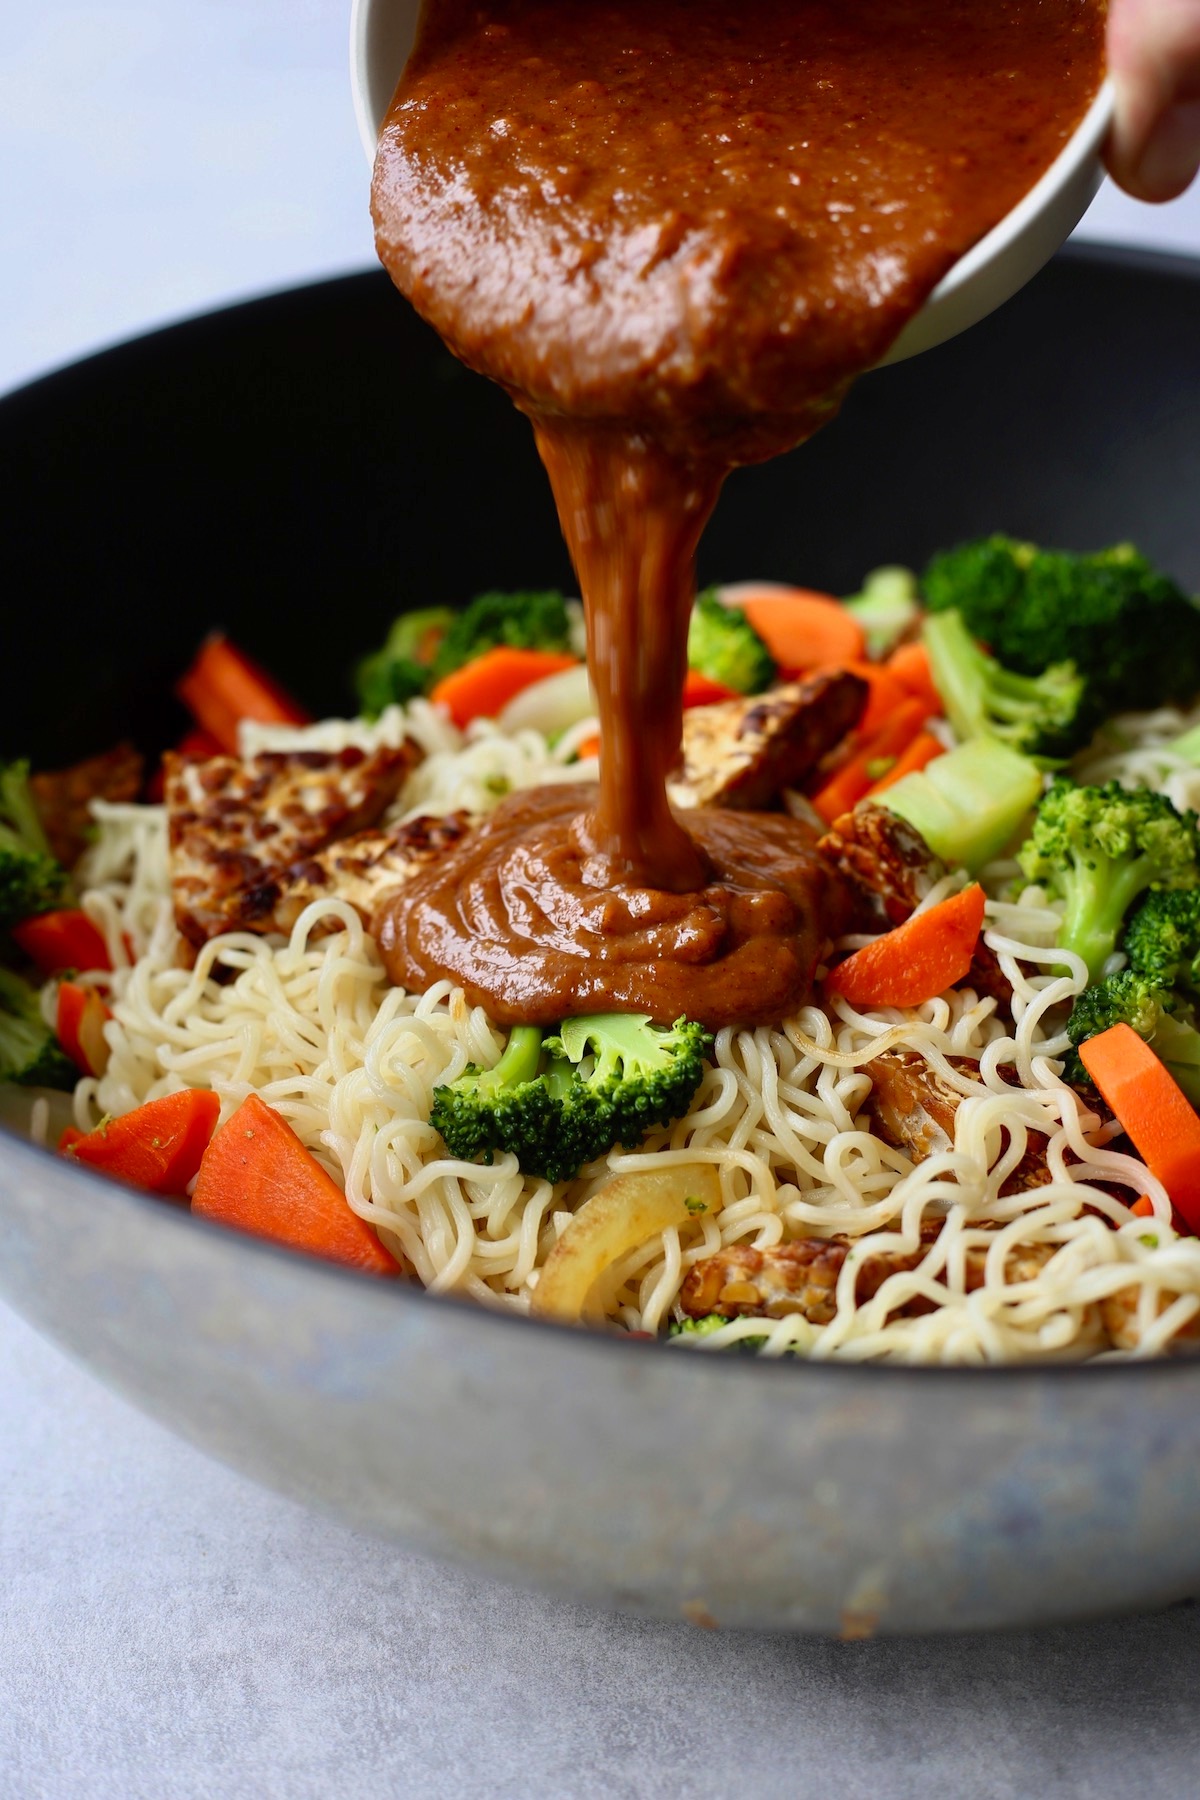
[4,5,1200,1795]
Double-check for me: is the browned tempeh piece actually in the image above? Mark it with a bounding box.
[1100,1286,1200,1353]
[864,1051,1054,1195]
[816,801,944,928]
[258,810,473,935]
[31,742,145,867]
[165,744,419,946]
[679,1229,1054,1325]
[668,671,867,812]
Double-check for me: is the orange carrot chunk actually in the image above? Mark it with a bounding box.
[818,660,910,738]
[429,647,580,729]
[866,730,946,799]
[1079,1025,1200,1234]
[177,634,310,754]
[682,669,740,707]
[65,1090,221,1196]
[737,589,866,673]
[191,1093,403,1275]
[56,981,111,1077]
[886,640,944,714]
[12,909,111,976]
[810,695,931,824]
[825,883,987,1008]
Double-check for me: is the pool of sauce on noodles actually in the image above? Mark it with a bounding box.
[371,0,1103,1028]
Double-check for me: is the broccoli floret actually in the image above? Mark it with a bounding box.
[432,590,573,683]
[546,1013,713,1149]
[428,1025,579,1181]
[922,536,1200,716]
[687,589,776,695]
[1018,779,1200,983]
[1123,888,1200,992]
[0,967,76,1090]
[668,1313,731,1338]
[1065,970,1200,1107]
[666,1314,769,1352]
[0,761,66,930]
[355,607,456,717]
[881,737,1044,873]
[842,565,921,658]
[430,1014,713,1184]
[922,609,1092,760]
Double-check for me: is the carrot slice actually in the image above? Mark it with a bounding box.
[12,909,111,976]
[1079,1025,1200,1233]
[825,883,987,1008]
[822,660,909,738]
[65,1090,221,1196]
[177,634,310,753]
[737,589,866,672]
[886,640,943,714]
[866,730,945,799]
[811,695,931,824]
[191,1093,402,1275]
[682,669,740,707]
[429,647,580,729]
[56,980,111,1077]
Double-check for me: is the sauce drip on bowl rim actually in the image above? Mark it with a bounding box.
[371,0,1104,1026]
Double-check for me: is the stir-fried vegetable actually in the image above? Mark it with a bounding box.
[531,1164,721,1324]
[55,981,110,1078]
[12,908,110,976]
[1017,779,1200,984]
[1066,971,1200,1108]
[64,1090,220,1196]
[842,565,920,659]
[0,760,67,930]
[176,634,310,753]
[811,697,932,824]
[923,536,1200,718]
[724,586,866,672]
[430,1015,713,1183]
[1078,1024,1200,1232]
[191,1093,402,1274]
[0,967,76,1090]
[687,588,776,694]
[355,606,456,716]
[429,646,580,728]
[882,737,1043,872]
[922,608,1091,759]
[825,883,986,1008]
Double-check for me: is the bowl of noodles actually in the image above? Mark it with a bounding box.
[2,246,1200,1634]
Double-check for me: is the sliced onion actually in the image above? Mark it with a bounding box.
[497,663,597,737]
[531,1164,721,1325]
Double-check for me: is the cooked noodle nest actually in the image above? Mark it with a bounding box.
[59,700,1200,1364]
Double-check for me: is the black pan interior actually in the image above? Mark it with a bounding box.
[2,244,1198,768]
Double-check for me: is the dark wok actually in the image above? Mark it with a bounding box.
[1,246,1198,1634]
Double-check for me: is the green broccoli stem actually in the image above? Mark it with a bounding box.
[1059,856,1165,981]
[1153,1015,1200,1109]
[479,1024,544,1092]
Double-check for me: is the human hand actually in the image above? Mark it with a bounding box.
[1107,0,1200,199]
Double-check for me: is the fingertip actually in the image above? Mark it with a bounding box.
[1110,96,1200,201]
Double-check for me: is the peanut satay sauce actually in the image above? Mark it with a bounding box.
[371,0,1103,1026]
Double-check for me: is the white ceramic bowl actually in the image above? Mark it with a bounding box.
[349,0,1113,366]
